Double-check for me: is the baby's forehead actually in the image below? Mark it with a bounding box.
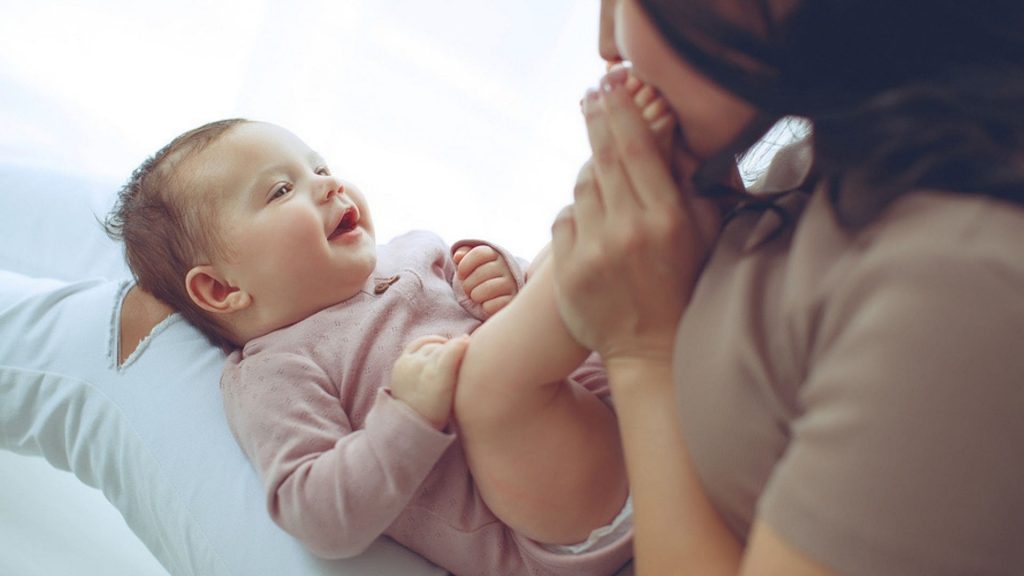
[157,149,244,227]
[227,121,314,154]
[183,123,321,203]
[211,123,320,172]
[173,144,236,203]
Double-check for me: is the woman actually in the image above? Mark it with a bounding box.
[554,0,1024,574]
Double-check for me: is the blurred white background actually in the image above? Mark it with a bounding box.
[0,1,605,574]
[0,0,608,260]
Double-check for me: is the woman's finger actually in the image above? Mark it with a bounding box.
[584,84,639,218]
[573,93,606,233]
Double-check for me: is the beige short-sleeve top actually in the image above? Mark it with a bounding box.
[676,141,1024,575]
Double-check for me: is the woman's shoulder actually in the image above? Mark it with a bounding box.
[761,189,1024,575]
[807,188,1024,365]
[853,188,1024,280]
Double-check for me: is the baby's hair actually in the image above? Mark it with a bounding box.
[105,118,251,350]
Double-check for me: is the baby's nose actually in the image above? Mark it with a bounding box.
[321,177,345,200]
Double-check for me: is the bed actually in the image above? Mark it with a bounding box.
[0,2,645,574]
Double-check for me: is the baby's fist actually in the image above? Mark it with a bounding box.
[453,245,518,318]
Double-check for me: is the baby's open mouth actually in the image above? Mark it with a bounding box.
[329,208,358,240]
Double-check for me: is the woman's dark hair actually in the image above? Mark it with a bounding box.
[639,0,1024,227]
[104,118,250,350]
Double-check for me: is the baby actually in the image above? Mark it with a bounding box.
[105,75,671,576]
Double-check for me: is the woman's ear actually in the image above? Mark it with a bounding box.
[185,265,252,314]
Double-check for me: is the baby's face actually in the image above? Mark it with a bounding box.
[196,121,377,332]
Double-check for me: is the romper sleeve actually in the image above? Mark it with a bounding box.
[221,351,456,559]
[448,239,528,320]
[758,222,1024,575]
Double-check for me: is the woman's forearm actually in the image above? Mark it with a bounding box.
[605,357,741,575]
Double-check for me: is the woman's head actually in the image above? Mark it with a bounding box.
[606,0,1024,219]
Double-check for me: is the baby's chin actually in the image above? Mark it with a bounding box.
[355,249,379,278]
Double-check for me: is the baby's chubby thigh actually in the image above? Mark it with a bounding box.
[453,271,628,546]
[454,361,628,546]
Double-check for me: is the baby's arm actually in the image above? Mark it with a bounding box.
[221,353,455,559]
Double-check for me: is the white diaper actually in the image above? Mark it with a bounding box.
[543,496,634,554]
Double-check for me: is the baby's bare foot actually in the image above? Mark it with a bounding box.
[623,67,675,161]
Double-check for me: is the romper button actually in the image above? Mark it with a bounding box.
[374,274,401,294]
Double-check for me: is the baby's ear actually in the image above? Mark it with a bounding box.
[185,265,252,314]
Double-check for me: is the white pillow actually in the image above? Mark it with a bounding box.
[0,164,446,576]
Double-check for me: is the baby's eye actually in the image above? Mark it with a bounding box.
[269,183,292,201]
[315,166,331,176]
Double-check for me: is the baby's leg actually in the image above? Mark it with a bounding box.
[453,76,673,546]
[454,253,628,545]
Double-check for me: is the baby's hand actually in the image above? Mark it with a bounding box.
[390,335,469,430]
[452,245,518,318]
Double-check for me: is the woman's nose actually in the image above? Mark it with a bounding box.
[598,0,623,66]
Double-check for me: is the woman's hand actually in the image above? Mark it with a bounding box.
[550,69,721,368]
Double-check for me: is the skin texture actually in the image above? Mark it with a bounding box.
[175,122,629,545]
[611,0,757,161]
[180,121,526,432]
[453,251,629,544]
[448,66,694,546]
[453,244,517,317]
[552,1,839,574]
[182,122,380,344]
[116,120,629,549]
[399,58,686,547]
